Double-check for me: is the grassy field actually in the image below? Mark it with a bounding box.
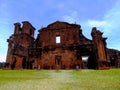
[0,69,120,90]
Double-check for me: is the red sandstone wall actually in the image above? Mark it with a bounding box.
[39,22,80,47]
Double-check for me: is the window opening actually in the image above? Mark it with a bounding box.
[56,36,60,43]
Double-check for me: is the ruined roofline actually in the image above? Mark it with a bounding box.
[38,21,81,32]
[14,22,21,26]
[22,21,36,30]
[47,21,80,27]
[80,33,93,43]
[107,48,120,52]
[14,21,36,30]
[91,27,103,36]
[38,21,95,43]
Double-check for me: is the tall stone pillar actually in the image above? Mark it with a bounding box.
[14,23,21,34]
[91,27,108,69]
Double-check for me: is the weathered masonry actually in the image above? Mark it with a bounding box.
[6,21,120,69]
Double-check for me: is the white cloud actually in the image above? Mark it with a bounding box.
[0,38,7,49]
[103,0,120,34]
[0,38,8,62]
[0,54,6,62]
[102,0,120,50]
[62,11,79,23]
[87,0,120,50]
[87,20,107,27]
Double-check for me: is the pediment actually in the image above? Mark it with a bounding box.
[47,21,79,29]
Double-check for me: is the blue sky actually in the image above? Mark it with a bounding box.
[0,0,120,62]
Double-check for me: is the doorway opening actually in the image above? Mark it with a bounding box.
[82,56,89,69]
[55,55,62,69]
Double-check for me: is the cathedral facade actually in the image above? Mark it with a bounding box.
[6,21,119,69]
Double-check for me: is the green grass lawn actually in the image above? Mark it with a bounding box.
[0,69,120,90]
